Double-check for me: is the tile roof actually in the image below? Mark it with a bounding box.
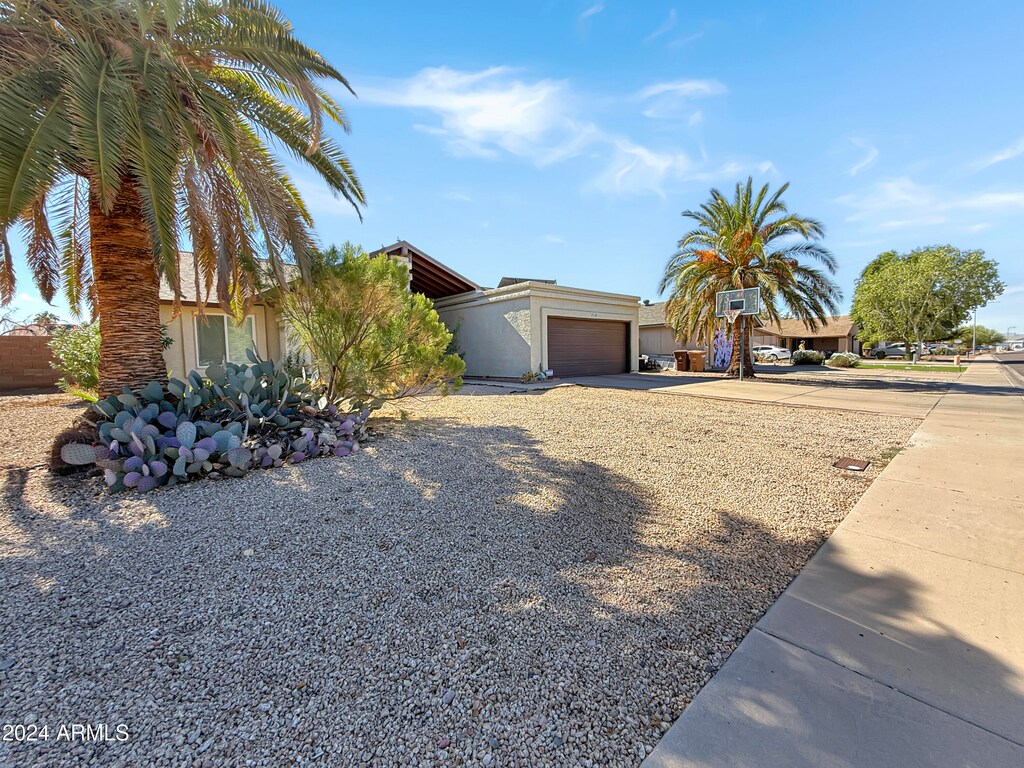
[158,252,292,304]
[760,315,858,338]
[639,301,667,326]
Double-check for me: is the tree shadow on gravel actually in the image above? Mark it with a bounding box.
[1,417,1020,767]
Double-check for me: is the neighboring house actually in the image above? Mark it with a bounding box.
[3,322,71,336]
[758,315,862,355]
[638,300,703,356]
[160,241,640,380]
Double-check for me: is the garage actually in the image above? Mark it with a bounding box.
[547,317,629,377]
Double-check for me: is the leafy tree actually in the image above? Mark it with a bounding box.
[949,325,1005,346]
[0,0,364,396]
[660,177,841,377]
[852,246,1003,357]
[49,322,100,395]
[278,245,465,409]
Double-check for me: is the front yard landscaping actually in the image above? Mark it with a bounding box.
[1,386,917,767]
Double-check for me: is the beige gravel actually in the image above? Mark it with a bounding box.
[0,393,85,470]
[0,386,916,767]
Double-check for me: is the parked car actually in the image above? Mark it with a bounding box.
[752,345,791,362]
[870,345,910,359]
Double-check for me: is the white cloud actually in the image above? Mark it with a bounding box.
[358,66,758,199]
[668,31,705,48]
[838,176,1024,230]
[637,79,727,120]
[977,137,1024,168]
[16,292,45,306]
[358,67,600,165]
[688,110,703,126]
[580,2,604,20]
[956,191,1024,210]
[637,80,726,100]
[848,141,879,176]
[443,191,472,202]
[590,143,762,197]
[544,234,565,244]
[644,9,677,43]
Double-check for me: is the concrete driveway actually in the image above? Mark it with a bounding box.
[564,366,984,418]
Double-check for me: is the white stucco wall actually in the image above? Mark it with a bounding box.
[160,303,282,379]
[435,282,641,378]
[435,291,534,378]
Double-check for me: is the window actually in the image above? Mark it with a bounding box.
[195,315,257,367]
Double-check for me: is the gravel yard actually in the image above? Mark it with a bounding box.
[1,386,917,767]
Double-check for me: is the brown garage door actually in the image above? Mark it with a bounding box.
[548,318,628,377]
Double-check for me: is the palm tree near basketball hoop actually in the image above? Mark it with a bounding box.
[659,177,841,378]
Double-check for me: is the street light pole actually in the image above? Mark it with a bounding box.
[972,308,977,355]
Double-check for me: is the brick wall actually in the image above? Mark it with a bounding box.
[0,336,61,391]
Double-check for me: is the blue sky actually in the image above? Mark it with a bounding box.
[8,0,1024,333]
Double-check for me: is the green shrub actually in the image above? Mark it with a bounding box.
[279,244,465,409]
[49,323,100,395]
[791,349,825,365]
[826,352,860,368]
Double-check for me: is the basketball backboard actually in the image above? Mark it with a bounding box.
[715,287,761,317]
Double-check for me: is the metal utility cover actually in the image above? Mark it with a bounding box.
[834,457,871,471]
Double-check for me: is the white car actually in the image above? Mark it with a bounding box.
[752,345,791,362]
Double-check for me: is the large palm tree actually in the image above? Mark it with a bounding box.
[660,178,840,378]
[0,0,364,395]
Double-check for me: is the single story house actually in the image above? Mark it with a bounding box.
[638,300,704,357]
[757,315,862,355]
[159,241,640,380]
[159,252,287,377]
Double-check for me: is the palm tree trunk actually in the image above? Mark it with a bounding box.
[90,180,168,396]
[725,317,756,378]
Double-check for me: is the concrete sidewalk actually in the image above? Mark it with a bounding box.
[645,358,1024,768]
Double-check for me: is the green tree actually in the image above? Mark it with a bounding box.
[660,177,841,377]
[278,245,465,409]
[49,322,100,395]
[851,246,1003,357]
[0,0,364,396]
[950,325,1005,346]
[32,310,63,328]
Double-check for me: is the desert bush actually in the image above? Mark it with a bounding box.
[58,353,368,493]
[50,322,173,399]
[279,244,465,409]
[826,351,860,368]
[791,349,825,365]
[50,323,100,394]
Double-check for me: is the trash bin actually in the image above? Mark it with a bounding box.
[687,350,706,373]
[674,350,689,372]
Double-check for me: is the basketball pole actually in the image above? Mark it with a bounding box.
[739,315,745,382]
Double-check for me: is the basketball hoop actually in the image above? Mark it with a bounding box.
[723,309,741,324]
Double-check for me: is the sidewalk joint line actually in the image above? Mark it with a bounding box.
[838,527,1024,577]
[751,626,1024,749]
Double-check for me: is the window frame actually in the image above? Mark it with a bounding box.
[193,312,259,370]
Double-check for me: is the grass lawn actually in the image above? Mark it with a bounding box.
[859,363,966,372]
[0,387,917,767]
